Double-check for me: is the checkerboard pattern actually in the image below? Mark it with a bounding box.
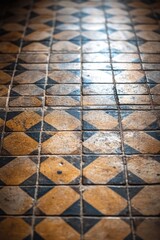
[0,0,160,239]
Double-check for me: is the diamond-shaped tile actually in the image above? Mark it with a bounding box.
[133,218,160,240]
[121,110,160,130]
[41,131,81,155]
[83,218,131,240]
[13,70,46,84]
[52,41,81,53]
[129,186,160,216]
[47,70,80,84]
[5,110,42,131]
[0,217,32,240]
[0,186,34,215]
[83,110,119,130]
[83,186,128,215]
[83,131,121,154]
[0,157,37,185]
[124,131,160,154]
[35,217,80,240]
[39,156,80,185]
[83,155,125,184]
[43,109,81,130]
[36,186,80,215]
[2,132,40,155]
[127,155,160,184]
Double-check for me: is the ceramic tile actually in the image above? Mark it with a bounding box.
[18,53,48,63]
[52,41,81,53]
[49,63,81,70]
[129,186,160,216]
[39,156,80,185]
[0,156,38,185]
[35,186,80,215]
[83,63,111,70]
[41,131,81,155]
[116,84,148,95]
[46,96,81,107]
[82,70,113,83]
[121,110,160,130]
[83,110,119,130]
[0,186,34,215]
[82,41,109,53]
[83,218,131,240]
[110,41,138,53]
[43,109,81,131]
[53,30,80,41]
[126,155,160,184]
[83,84,114,95]
[133,218,160,240]
[112,53,140,63]
[34,217,81,240]
[0,42,20,53]
[83,186,128,215]
[5,110,42,131]
[47,70,81,84]
[124,131,160,154]
[83,95,116,108]
[83,155,125,184]
[10,84,45,96]
[22,41,49,52]
[83,53,110,63]
[0,217,32,240]
[50,53,80,63]
[9,96,43,107]
[138,41,160,53]
[114,70,146,83]
[83,131,121,154]
[13,70,46,84]
[1,132,40,155]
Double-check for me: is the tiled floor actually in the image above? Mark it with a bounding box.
[0,0,160,239]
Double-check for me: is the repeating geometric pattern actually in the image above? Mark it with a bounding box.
[43,109,81,131]
[83,155,125,184]
[0,0,160,239]
[35,186,80,216]
[34,217,81,240]
[39,156,80,185]
[0,156,38,185]
[0,217,32,240]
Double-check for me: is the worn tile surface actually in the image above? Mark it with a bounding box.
[0,0,160,239]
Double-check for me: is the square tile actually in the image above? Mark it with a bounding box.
[0,70,13,85]
[36,186,80,216]
[1,132,40,156]
[82,41,109,53]
[129,186,160,216]
[124,131,160,154]
[133,218,160,240]
[82,70,113,83]
[34,217,81,240]
[39,156,80,185]
[83,218,131,240]
[83,84,114,95]
[43,109,81,131]
[83,186,128,215]
[9,96,43,107]
[49,63,81,70]
[83,155,125,184]
[5,110,42,131]
[83,131,121,154]
[47,70,81,84]
[126,155,160,184]
[52,41,81,53]
[0,156,38,185]
[41,131,81,155]
[50,53,80,63]
[0,217,32,240]
[83,110,119,130]
[0,186,35,215]
[18,53,48,63]
[121,110,160,130]
[10,84,45,96]
[13,70,46,84]
[83,53,110,63]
